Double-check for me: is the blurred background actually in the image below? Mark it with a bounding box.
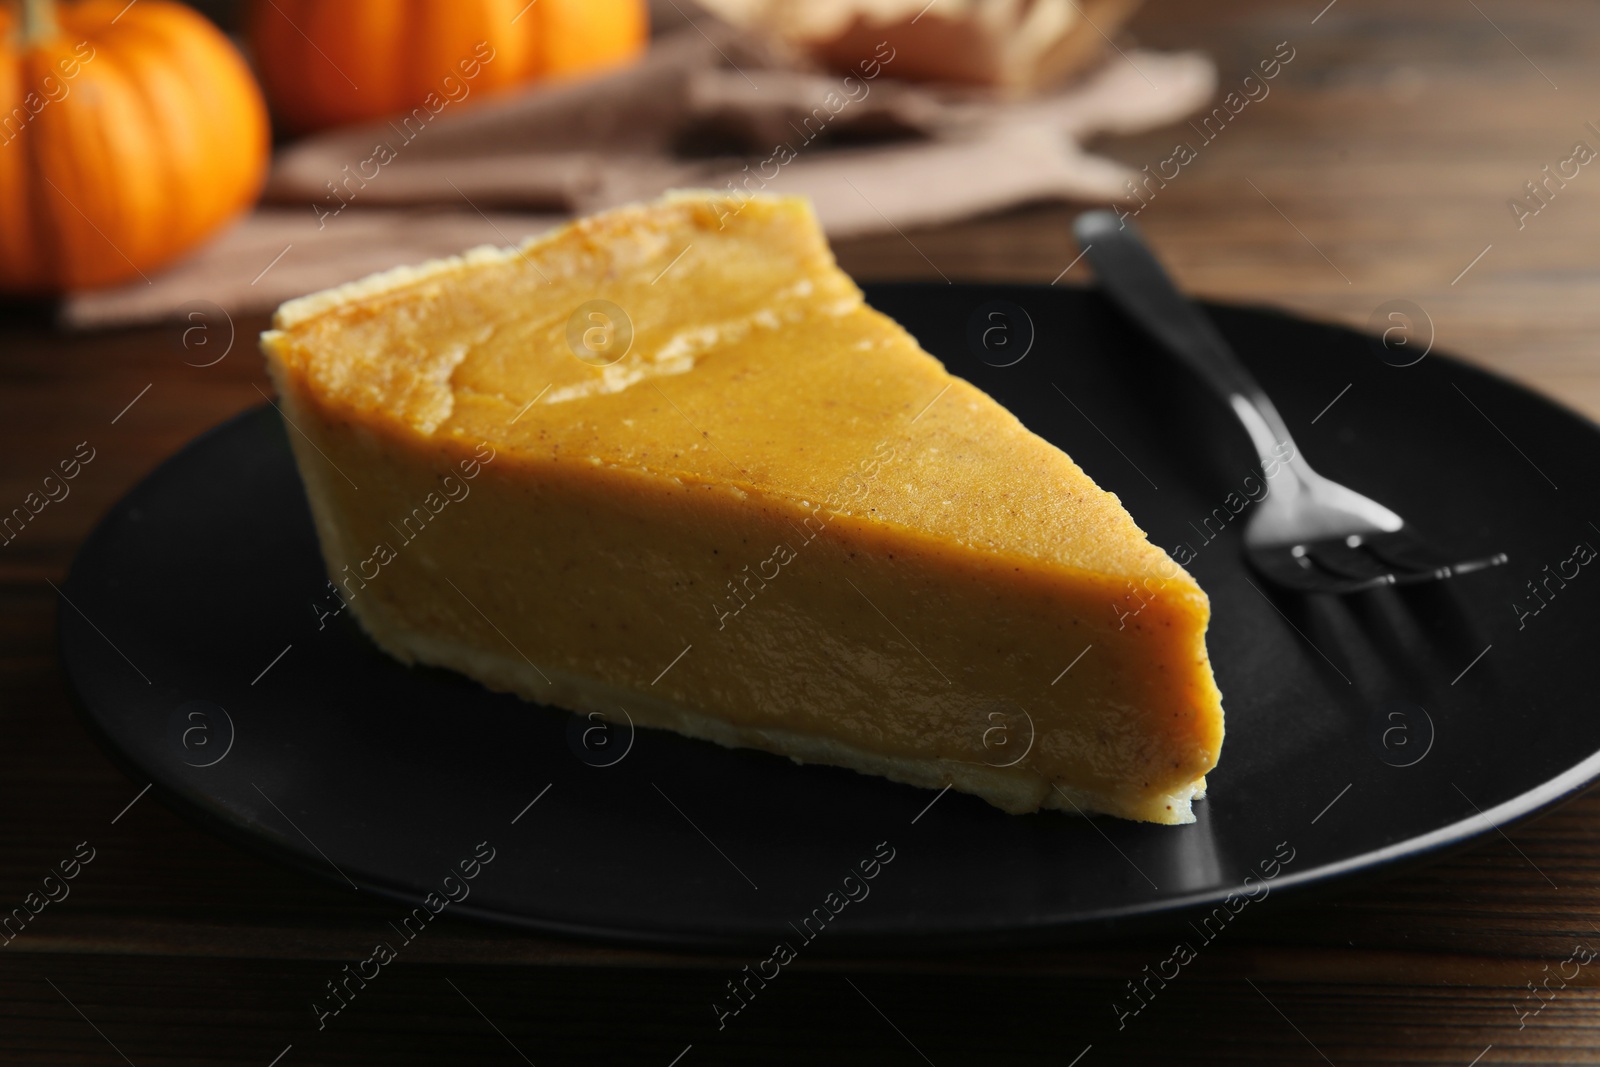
[4,0,1213,321]
[4,0,1595,416]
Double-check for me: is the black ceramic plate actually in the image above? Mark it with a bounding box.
[60,283,1600,951]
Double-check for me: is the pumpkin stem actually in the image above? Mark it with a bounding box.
[19,0,60,46]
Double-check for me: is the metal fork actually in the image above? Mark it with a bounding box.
[1073,210,1508,594]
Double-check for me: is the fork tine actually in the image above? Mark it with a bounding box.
[1301,539,1399,585]
[1249,534,1508,594]
[1446,551,1511,576]
[1359,531,1455,573]
[1361,531,1509,585]
[1246,544,1392,594]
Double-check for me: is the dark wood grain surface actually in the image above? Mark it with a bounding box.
[5,0,1600,1063]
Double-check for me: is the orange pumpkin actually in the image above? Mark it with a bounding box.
[0,0,269,292]
[249,0,649,135]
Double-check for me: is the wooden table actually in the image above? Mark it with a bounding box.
[5,0,1599,1062]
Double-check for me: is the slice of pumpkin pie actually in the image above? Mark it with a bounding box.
[260,191,1223,824]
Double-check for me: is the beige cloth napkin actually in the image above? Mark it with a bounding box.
[61,27,1213,330]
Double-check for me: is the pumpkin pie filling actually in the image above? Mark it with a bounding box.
[261,191,1224,824]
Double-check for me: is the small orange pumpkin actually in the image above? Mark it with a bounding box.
[0,0,270,292]
[249,0,649,136]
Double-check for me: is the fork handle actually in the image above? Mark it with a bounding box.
[1073,211,1304,474]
